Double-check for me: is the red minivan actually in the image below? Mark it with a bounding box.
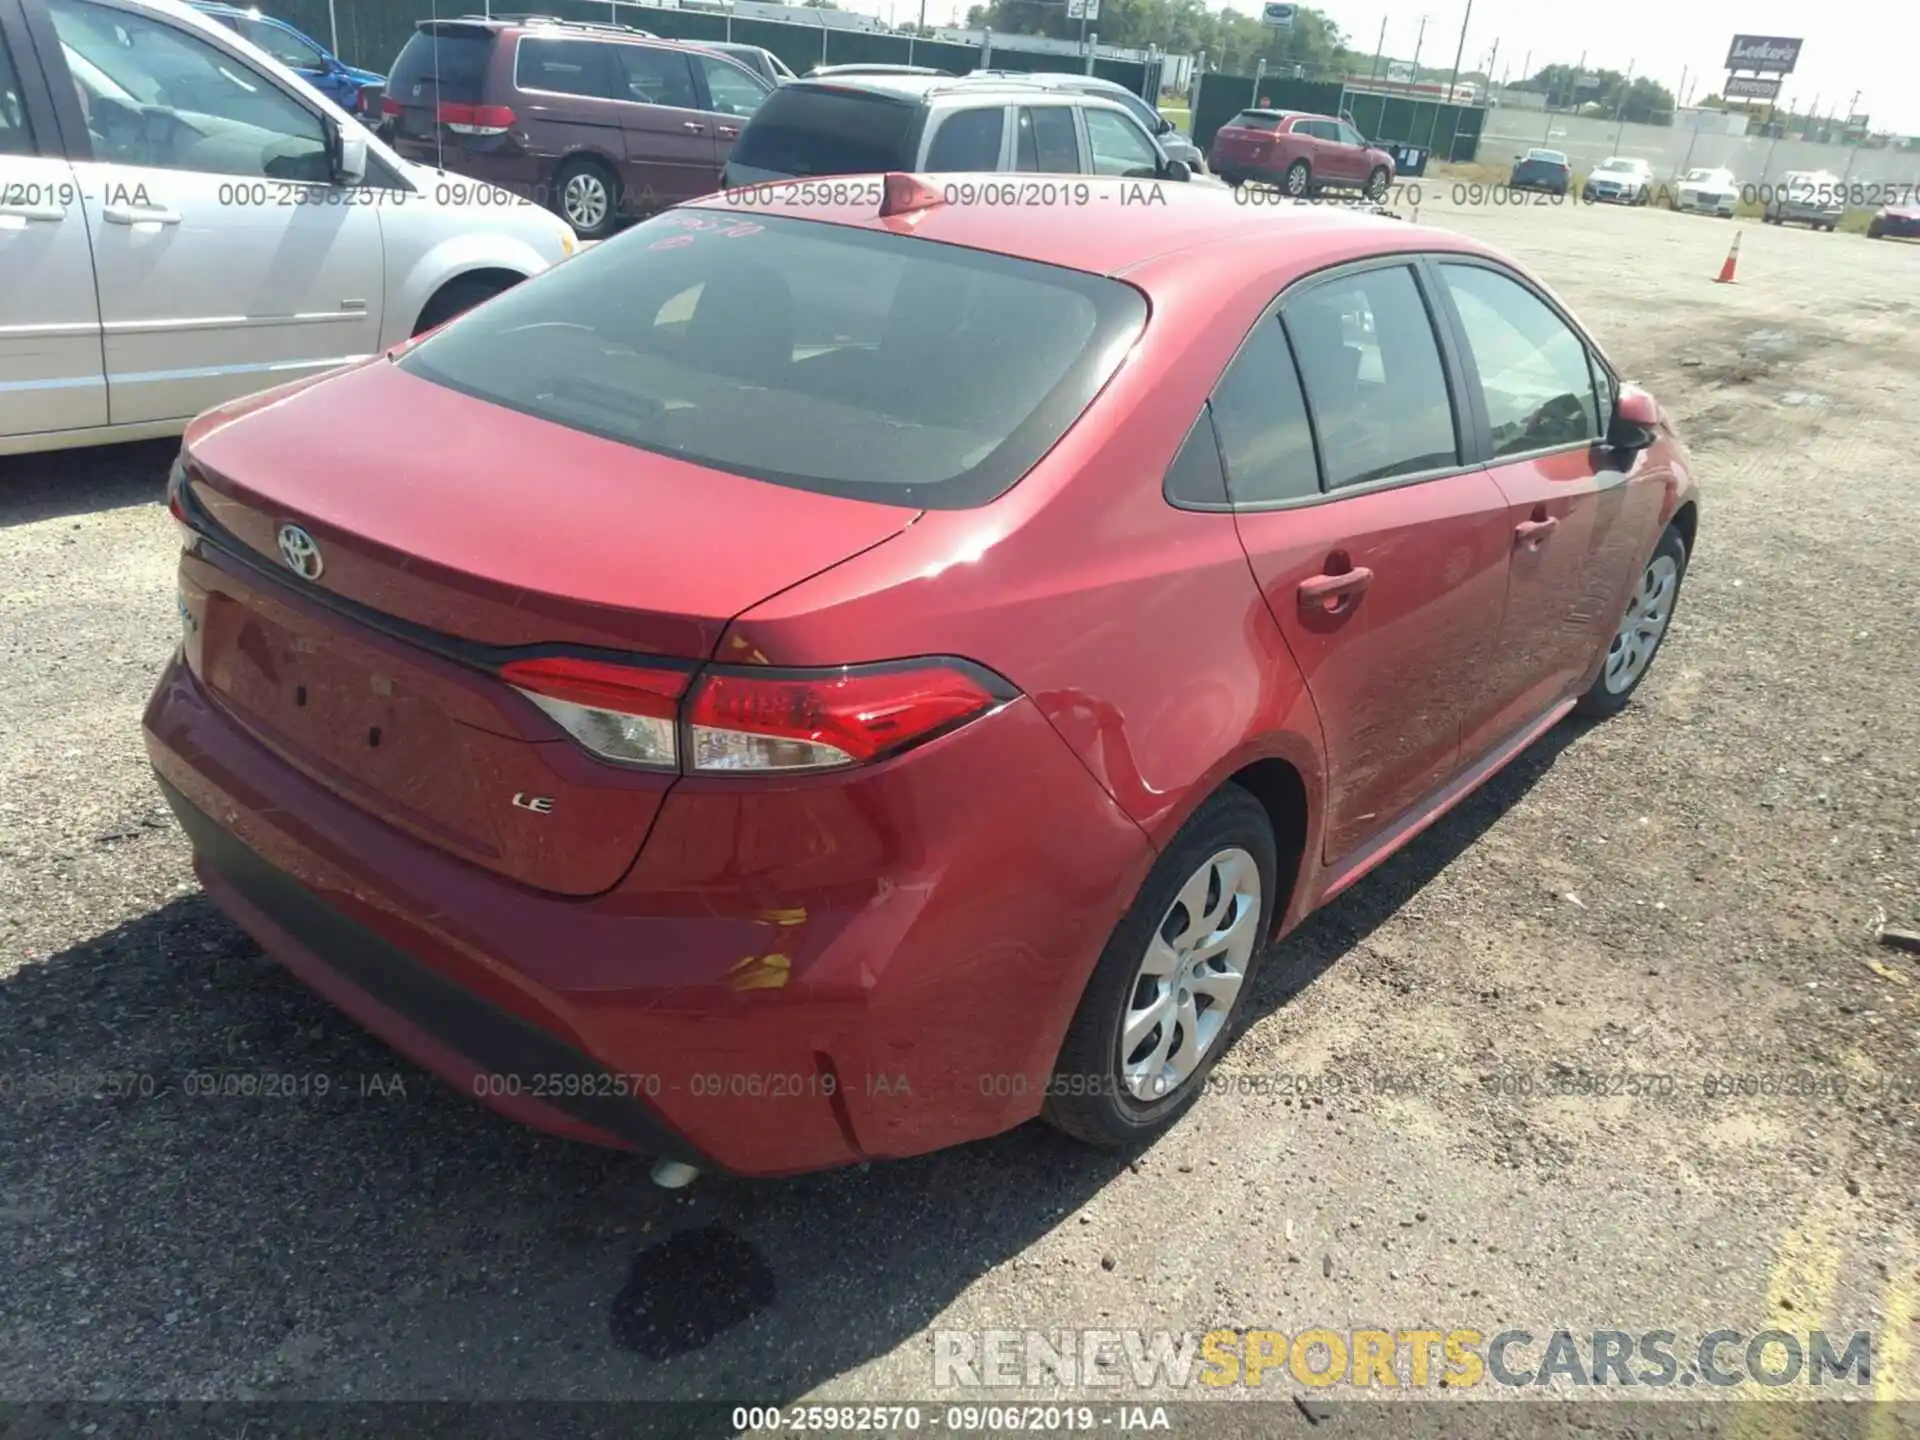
[147,180,1697,1179]
[1210,108,1396,198]
[382,16,774,238]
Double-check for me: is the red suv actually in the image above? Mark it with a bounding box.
[1211,108,1396,198]
[382,17,773,238]
[147,179,1697,1179]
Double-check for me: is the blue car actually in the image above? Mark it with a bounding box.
[190,3,384,113]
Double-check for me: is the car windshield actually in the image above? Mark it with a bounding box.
[398,211,1148,509]
[1597,158,1641,173]
[1529,150,1566,163]
[1230,111,1281,130]
[1683,169,1724,183]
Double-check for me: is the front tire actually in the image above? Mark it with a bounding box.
[1577,525,1688,718]
[1284,159,1312,198]
[1869,219,1885,239]
[1044,786,1277,1149]
[1365,165,1390,200]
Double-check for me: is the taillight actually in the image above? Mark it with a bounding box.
[688,662,1005,772]
[501,656,1012,775]
[166,457,196,540]
[381,95,402,117]
[437,101,515,136]
[501,656,689,770]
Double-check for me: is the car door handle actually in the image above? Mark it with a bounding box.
[103,205,182,225]
[716,124,739,139]
[681,121,706,132]
[1298,567,1374,610]
[0,203,66,222]
[1514,516,1560,547]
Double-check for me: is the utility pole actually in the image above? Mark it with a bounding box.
[1674,64,1686,123]
[907,0,925,64]
[1482,38,1497,98]
[1546,47,1583,143]
[1443,0,1471,102]
[1410,14,1428,83]
[1367,14,1386,85]
[1611,56,1633,148]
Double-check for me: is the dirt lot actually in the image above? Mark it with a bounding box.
[2,195,1917,1432]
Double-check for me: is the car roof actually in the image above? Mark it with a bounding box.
[785,75,1112,107]
[423,13,659,38]
[691,175,1494,283]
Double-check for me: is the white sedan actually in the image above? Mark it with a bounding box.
[0,0,578,456]
[1672,166,1738,217]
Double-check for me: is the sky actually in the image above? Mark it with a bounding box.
[841,0,1920,135]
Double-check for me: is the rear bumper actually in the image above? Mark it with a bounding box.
[1874,214,1920,237]
[145,652,1152,1175]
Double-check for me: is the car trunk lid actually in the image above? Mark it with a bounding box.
[177,361,920,894]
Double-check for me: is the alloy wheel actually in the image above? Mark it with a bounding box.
[1118,848,1262,1102]
[1603,553,1680,694]
[563,172,610,232]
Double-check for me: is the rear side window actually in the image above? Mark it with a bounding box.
[924,106,1004,169]
[1015,105,1078,172]
[1209,317,1319,505]
[1281,266,1458,489]
[516,37,613,99]
[1229,111,1280,131]
[399,211,1148,509]
[729,85,918,176]
[389,25,495,105]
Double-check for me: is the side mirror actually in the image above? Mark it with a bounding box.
[1161,158,1191,182]
[330,119,367,185]
[1607,384,1660,451]
[1155,114,1174,135]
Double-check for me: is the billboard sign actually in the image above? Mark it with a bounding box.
[1725,34,1802,74]
[1260,2,1296,30]
[1723,73,1783,100]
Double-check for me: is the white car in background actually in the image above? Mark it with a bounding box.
[0,0,577,455]
[1582,155,1654,206]
[1671,165,1737,217]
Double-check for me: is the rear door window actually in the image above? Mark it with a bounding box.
[516,37,615,99]
[0,29,36,153]
[398,210,1147,509]
[729,84,919,176]
[924,105,1005,169]
[1228,111,1280,131]
[388,24,494,106]
[1015,105,1078,172]
[238,18,324,70]
[1281,265,1459,489]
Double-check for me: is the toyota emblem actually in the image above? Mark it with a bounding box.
[277,524,324,580]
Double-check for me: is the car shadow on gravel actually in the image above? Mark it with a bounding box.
[0,440,176,529]
[0,720,1590,1402]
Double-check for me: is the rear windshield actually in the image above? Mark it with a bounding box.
[388,24,495,105]
[730,85,920,176]
[1229,111,1281,131]
[398,211,1148,509]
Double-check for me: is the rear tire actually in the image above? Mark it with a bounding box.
[1284,159,1311,198]
[1576,525,1688,719]
[1043,786,1278,1150]
[1364,165,1389,200]
[1869,219,1885,239]
[552,156,621,240]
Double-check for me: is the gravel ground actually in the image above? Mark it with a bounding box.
[2,198,1917,1432]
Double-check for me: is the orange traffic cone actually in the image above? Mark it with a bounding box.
[1714,229,1741,284]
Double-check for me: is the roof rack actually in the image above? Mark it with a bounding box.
[460,12,657,35]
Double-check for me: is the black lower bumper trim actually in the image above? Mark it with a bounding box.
[158,776,707,1165]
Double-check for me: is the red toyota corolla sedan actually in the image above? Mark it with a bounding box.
[146,176,1698,1178]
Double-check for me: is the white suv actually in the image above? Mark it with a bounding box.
[0,0,577,455]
